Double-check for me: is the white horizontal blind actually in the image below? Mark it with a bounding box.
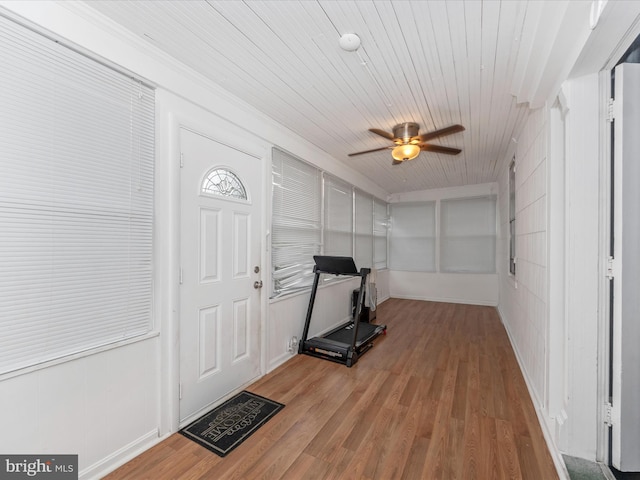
[0,16,155,374]
[271,148,322,297]
[323,175,353,258]
[354,189,373,269]
[440,196,497,273]
[373,198,388,270]
[390,202,436,272]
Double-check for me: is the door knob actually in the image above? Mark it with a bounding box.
[253,280,263,289]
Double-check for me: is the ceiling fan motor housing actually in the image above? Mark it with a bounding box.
[393,122,420,144]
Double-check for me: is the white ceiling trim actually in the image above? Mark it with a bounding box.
[511,0,593,108]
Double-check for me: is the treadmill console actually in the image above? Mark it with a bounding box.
[313,255,359,275]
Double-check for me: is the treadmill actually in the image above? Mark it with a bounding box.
[298,255,387,367]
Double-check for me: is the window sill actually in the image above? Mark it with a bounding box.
[269,275,357,304]
[0,330,160,382]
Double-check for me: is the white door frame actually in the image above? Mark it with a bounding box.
[596,66,613,466]
[155,89,269,435]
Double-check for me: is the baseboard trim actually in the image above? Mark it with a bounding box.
[268,351,293,373]
[497,306,571,480]
[80,429,164,480]
[390,293,498,306]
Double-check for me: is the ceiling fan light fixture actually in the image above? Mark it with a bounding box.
[348,123,464,164]
[392,144,420,161]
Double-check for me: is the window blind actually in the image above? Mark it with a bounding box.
[373,198,388,270]
[354,189,373,269]
[389,202,436,272]
[323,175,353,258]
[440,196,496,273]
[0,15,155,374]
[271,148,322,297]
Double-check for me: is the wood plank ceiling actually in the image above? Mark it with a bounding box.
[84,0,587,194]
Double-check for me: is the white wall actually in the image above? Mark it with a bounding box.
[389,271,497,305]
[497,106,548,405]
[387,183,499,306]
[0,339,159,478]
[497,73,602,468]
[496,102,572,473]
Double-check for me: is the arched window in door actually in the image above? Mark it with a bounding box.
[201,167,247,200]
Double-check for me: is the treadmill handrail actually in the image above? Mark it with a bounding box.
[298,269,321,352]
[349,271,368,349]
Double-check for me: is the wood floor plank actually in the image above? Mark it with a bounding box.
[400,434,429,480]
[303,368,389,462]
[281,452,331,480]
[516,434,544,480]
[444,417,465,479]
[461,412,481,479]
[451,359,468,421]
[479,416,502,480]
[496,417,524,479]
[323,447,355,480]
[105,299,559,480]
[370,405,416,479]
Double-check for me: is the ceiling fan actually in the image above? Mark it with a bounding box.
[348,122,465,165]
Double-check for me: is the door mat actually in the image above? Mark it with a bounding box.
[179,390,284,457]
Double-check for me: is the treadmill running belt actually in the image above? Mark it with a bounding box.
[326,322,379,346]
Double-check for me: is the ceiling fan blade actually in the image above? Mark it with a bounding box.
[368,128,395,140]
[420,144,462,155]
[347,146,392,157]
[419,124,465,142]
[392,159,403,165]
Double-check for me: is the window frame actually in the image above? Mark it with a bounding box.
[0,15,155,376]
[509,158,517,276]
[389,201,437,272]
[439,195,497,274]
[373,198,389,270]
[354,188,374,270]
[270,149,322,298]
[270,148,389,299]
[323,174,354,258]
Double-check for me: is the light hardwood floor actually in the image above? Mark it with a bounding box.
[105,299,559,480]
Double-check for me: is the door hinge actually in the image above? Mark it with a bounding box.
[606,256,614,279]
[179,267,184,285]
[607,98,615,122]
[180,152,184,168]
[179,383,183,400]
[604,402,613,426]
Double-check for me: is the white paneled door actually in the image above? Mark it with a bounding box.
[179,127,262,424]
[611,63,640,472]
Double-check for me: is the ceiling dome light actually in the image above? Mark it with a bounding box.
[392,144,420,161]
[339,33,361,52]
